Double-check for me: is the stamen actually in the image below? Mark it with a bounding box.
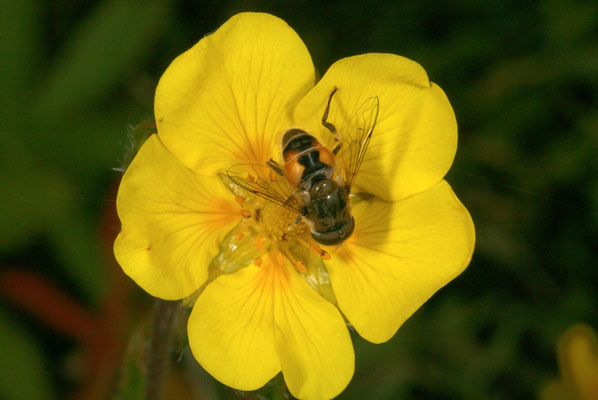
[275,251,285,266]
[278,248,308,274]
[235,221,250,240]
[235,195,245,206]
[254,256,263,267]
[256,201,306,241]
[295,261,306,273]
[296,237,331,259]
[241,209,251,218]
[309,241,331,260]
[255,235,264,251]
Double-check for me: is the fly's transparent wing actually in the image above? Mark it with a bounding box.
[340,96,380,189]
[226,164,302,213]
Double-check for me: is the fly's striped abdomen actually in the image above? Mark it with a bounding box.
[282,129,335,189]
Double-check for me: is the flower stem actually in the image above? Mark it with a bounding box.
[145,299,179,400]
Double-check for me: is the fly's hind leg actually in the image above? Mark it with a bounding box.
[322,87,342,155]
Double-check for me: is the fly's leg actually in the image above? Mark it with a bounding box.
[266,159,285,176]
[282,195,296,208]
[322,87,342,155]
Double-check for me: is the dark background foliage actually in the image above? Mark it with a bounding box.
[1,0,597,399]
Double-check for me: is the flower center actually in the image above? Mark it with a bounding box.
[253,200,309,242]
[199,174,336,305]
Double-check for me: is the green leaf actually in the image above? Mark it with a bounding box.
[116,356,146,400]
[0,152,106,305]
[50,216,108,306]
[0,309,54,400]
[0,0,38,118]
[0,164,74,250]
[34,0,172,120]
[115,321,150,400]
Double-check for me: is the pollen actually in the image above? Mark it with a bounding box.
[226,184,319,278]
[255,201,309,242]
[241,209,251,218]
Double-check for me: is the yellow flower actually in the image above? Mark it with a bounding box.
[540,324,598,400]
[114,12,475,400]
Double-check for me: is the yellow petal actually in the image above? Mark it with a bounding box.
[293,53,457,201]
[155,12,315,174]
[325,180,474,343]
[558,324,598,400]
[539,381,570,400]
[114,135,242,300]
[273,254,354,400]
[187,263,280,391]
[188,252,354,399]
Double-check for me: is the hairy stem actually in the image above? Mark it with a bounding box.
[145,299,179,400]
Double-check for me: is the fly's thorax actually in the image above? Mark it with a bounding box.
[305,179,353,242]
[299,168,334,192]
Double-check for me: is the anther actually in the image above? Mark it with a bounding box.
[235,195,245,206]
[255,235,264,251]
[235,221,249,240]
[241,209,251,218]
[280,249,306,274]
[275,251,285,266]
[295,261,306,273]
[254,256,263,267]
[310,242,330,259]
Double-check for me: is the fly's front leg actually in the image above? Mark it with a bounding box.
[266,159,285,176]
[322,87,342,155]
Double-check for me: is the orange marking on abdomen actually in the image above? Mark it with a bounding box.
[283,136,335,187]
[284,151,305,188]
[315,143,336,168]
[283,149,299,163]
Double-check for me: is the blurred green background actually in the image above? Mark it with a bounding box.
[1,0,597,399]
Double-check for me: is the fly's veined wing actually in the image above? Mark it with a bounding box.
[339,96,380,189]
[226,164,302,213]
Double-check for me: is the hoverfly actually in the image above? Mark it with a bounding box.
[227,88,379,246]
